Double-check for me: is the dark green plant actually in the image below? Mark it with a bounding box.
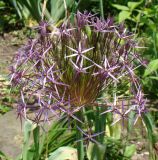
[9,0,75,24]
[0,0,22,33]
[16,114,139,160]
[111,1,158,95]
[112,0,144,23]
[0,150,10,160]
[0,75,17,115]
[16,117,76,160]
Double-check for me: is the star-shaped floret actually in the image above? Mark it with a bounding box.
[65,41,94,64]
[76,126,105,144]
[93,57,119,82]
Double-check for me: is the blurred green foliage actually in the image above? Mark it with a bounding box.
[15,110,157,159]
[111,0,158,99]
[0,75,16,115]
[16,116,138,160]
[0,0,23,33]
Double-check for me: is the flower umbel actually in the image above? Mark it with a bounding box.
[10,11,146,126]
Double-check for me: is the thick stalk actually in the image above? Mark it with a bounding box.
[33,126,40,160]
[95,107,101,142]
[76,110,84,160]
[95,107,106,143]
[100,107,106,142]
[93,106,107,160]
[100,0,104,19]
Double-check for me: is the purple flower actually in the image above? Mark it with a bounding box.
[10,11,146,128]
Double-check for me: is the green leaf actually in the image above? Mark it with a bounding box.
[23,120,36,160]
[127,111,135,132]
[149,76,158,80]
[112,4,129,11]
[48,147,77,160]
[0,150,5,157]
[15,0,41,21]
[87,142,106,160]
[0,1,5,7]
[40,117,75,154]
[23,120,36,143]
[127,0,143,11]
[142,113,155,142]
[0,105,11,114]
[0,150,9,159]
[118,10,131,23]
[111,123,121,139]
[50,0,74,22]
[85,26,92,39]
[142,113,157,158]
[144,59,158,76]
[9,0,23,19]
[33,126,40,160]
[124,144,136,158]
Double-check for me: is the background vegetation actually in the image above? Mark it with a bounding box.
[0,0,158,160]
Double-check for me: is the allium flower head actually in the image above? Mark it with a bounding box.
[10,11,146,124]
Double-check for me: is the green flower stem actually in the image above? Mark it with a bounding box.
[93,107,107,160]
[95,107,106,143]
[100,0,104,19]
[100,107,106,142]
[33,126,40,160]
[76,110,84,160]
[95,107,101,142]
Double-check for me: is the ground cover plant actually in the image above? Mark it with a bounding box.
[9,10,157,160]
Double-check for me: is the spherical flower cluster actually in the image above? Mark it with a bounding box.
[10,11,146,125]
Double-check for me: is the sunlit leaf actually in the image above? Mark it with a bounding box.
[144,59,158,76]
[124,144,136,158]
[127,0,143,11]
[48,147,77,160]
[142,113,155,140]
[50,0,74,22]
[0,150,10,159]
[87,142,106,160]
[149,76,158,80]
[127,111,135,132]
[112,4,129,11]
[23,120,36,160]
[118,10,131,23]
